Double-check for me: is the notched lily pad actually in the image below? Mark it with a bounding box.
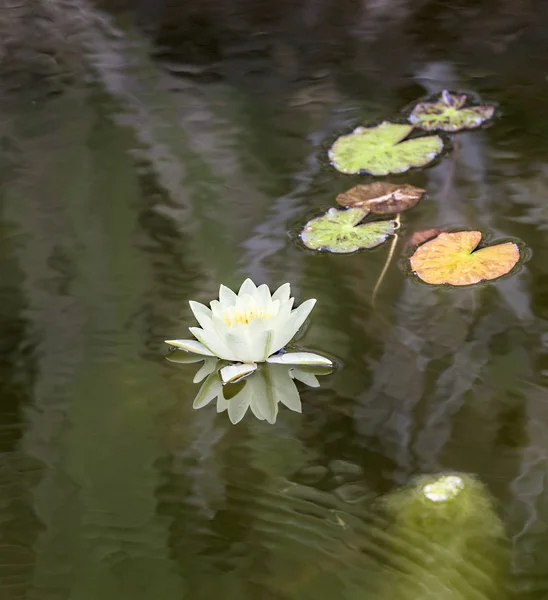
[409,90,496,132]
[336,182,425,214]
[410,231,520,286]
[328,121,443,176]
[300,207,396,253]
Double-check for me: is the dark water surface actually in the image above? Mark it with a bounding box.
[1,1,548,598]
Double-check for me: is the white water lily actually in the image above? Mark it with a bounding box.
[166,279,331,366]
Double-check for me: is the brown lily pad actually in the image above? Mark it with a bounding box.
[408,228,444,247]
[336,182,425,215]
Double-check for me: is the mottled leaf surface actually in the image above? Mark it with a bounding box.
[409,90,495,132]
[300,207,396,253]
[336,182,425,214]
[328,122,443,175]
[410,231,520,285]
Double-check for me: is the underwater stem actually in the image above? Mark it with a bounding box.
[372,213,401,308]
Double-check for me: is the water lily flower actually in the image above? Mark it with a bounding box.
[166,279,332,367]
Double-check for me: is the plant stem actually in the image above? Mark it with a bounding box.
[372,213,401,308]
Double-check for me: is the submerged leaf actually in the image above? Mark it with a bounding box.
[410,231,520,285]
[336,182,425,214]
[300,207,396,253]
[328,121,443,175]
[409,90,495,132]
[407,228,443,248]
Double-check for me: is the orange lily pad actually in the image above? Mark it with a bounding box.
[410,231,520,286]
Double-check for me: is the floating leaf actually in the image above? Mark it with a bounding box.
[336,182,425,214]
[409,90,495,132]
[328,121,443,175]
[410,231,520,286]
[300,207,396,253]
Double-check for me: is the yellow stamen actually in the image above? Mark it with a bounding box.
[223,306,272,326]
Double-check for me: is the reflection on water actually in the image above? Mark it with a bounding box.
[0,0,548,599]
[167,351,333,423]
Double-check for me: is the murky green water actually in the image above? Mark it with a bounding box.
[1,2,548,599]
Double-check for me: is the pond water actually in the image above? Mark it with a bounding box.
[1,1,548,599]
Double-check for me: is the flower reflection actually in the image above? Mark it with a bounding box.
[167,351,332,424]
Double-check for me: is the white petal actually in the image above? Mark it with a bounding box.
[193,373,223,408]
[290,299,317,331]
[270,299,317,353]
[189,300,212,319]
[258,330,274,362]
[235,293,255,312]
[219,284,237,308]
[238,278,257,297]
[220,363,257,384]
[267,351,332,366]
[241,319,274,362]
[207,317,260,363]
[223,330,259,363]
[272,282,291,304]
[189,301,214,330]
[256,283,271,306]
[269,298,281,317]
[189,327,233,360]
[209,300,224,319]
[269,298,293,329]
[165,339,215,356]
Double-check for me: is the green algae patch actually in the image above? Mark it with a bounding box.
[379,473,509,600]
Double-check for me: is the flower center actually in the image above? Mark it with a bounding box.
[223,306,272,326]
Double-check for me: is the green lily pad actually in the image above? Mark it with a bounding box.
[328,121,443,176]
[409,90,495,132]
[300,207,396,253]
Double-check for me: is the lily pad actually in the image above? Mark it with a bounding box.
[336,182,425,214]
[409,90,495,132]
[410,231,520,286]
[300,207,396,253]
[328,121,443,176]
